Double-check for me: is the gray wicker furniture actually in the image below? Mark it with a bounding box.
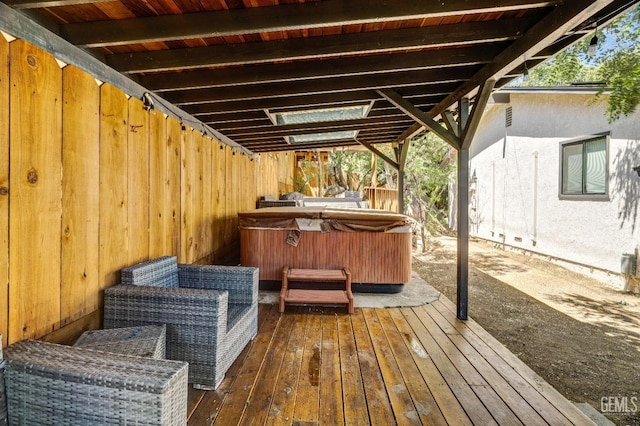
[0,334,6,426]
[104,256,259,390]
[74,325,166,359]
[3,340,188,425]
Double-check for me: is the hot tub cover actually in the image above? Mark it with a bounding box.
[238,207,412,232]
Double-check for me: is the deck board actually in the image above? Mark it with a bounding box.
[189,299,595,425]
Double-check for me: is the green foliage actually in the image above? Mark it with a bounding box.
[328,151,373,191]
[596,46,640,121]
[405,133,455,213]
[515,4,640,122]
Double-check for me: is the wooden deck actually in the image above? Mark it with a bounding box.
[187,298,594,425]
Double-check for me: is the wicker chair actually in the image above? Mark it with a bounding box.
[104,256,259,390]
[0,334,6,426]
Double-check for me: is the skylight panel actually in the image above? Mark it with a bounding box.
[268,104,372,144]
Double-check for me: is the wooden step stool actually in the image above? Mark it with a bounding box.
[280,266,354,314]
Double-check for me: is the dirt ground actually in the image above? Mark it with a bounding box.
[412,236,640,426]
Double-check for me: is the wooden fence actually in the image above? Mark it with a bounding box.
[0,37,294,346]
[364,187,399,212]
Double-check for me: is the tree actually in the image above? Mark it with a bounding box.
[403,133,455,241]
[517,4,639,122]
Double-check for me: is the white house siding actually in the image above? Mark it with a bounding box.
[467,90,640,289]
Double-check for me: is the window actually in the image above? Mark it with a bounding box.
[268,104,372,144]
[559,134,609,199]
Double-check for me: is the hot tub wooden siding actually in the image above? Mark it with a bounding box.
[240,228,412,284]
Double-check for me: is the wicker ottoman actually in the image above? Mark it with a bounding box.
[0,333,6,426]
[74,325,166,359]
[4,340,188,425]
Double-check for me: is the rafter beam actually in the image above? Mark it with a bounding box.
[429,0,619,118]
[107,19,531,73]
[234,126,410,144]
[166,68,474,105]
[218,113,407,132]
[377,89,460,149]
[461,79,496,149]
[226,117,411,140]
[248,137,362,150]
[441,111,459,137]
[58,0,553,48]
[356,140,399,171]
[185,85,456,115]
[139,46,502,92]
[4,0,111,8]
[187,91,379,115]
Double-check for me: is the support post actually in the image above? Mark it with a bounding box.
[457,148,469,320]
[397,140,410,214]
[457,98,470,320]
[398,168,405,214]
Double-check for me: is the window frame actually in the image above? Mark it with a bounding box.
[558,132,610,201]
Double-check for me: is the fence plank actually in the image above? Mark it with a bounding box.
[127,96,150,265]
[99,83,129,290]
[149,110,168,258]
[9,40,62,343]
[61,65,100,325]
[180,129,194,263]
[0,34,9,347]
[166,116,182,257]
[202,136,213,260]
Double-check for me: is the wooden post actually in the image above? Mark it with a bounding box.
[317,149,323,196]
[457,98,470,320]
[397,168,404,214]
[397,141,409,215]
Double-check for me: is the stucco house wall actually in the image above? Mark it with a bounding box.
[466,88,640,289]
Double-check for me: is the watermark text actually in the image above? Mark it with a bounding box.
[601,396,638,414]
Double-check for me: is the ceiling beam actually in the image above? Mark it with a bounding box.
[138,46,503,91]
[106,18,531,73]
[461,79,496,149]
[356,140,399,170]
[226,117,411,139]
[377,89,460,148]
[186,91,379,115]
[233,124,411,144]
[4,0,112,8]
[59,0,553,48]
[217,113,407,132]
[429,0,620,118]
[441,111,459,137]
[0,1,251,155]
[185,85,456,115]
[165,68,475,105]
[248,139,362,152]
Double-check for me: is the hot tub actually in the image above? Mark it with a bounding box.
[239,207,413,290]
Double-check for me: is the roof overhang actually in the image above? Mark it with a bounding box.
[1,0,636,153]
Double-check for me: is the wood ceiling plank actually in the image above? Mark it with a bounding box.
[106,18,532,73]
[58,0,553,47]
[226,117,413,139]
[185,91,381,115]
[138,45,504,91]
[166,68,475,105]
[183,84,456,116]
[4,0,113,9]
